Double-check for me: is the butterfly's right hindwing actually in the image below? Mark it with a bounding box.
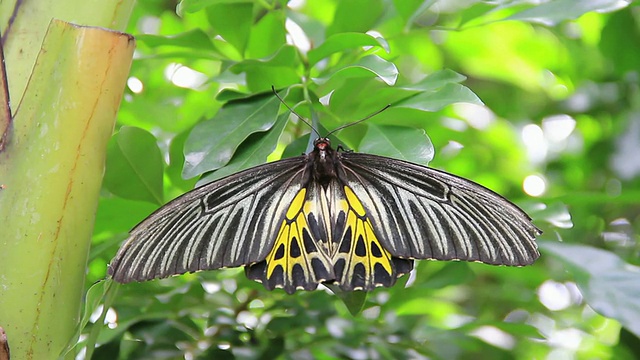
[330,185,414,291]
[108,157,307,283]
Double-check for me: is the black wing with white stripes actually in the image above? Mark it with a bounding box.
[108,156,307,283]
[338,152,541,266]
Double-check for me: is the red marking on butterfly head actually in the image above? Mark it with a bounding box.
[313,137,331,150]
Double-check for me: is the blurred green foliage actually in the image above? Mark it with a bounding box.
[80,0,640,359]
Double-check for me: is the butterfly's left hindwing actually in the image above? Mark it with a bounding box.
[246,187,334,294]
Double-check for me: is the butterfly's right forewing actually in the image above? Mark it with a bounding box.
[338,152,540,266]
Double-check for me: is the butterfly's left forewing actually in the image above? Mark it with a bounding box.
[108,157,309,283]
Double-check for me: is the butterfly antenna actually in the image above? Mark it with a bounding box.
[326,104,391,137]
[271,86,321,138]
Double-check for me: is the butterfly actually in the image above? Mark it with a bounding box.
[108,117,541,294]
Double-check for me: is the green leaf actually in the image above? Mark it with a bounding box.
[308,32,389,66]
[197,112,289,185]
[230,45,301,92]
[540,242,640,338]
[395,83,482,111]
[313,55,398,86]
[59,280,111,357]
[178,0,253,14]
[84,280,120,360]
[206,2,254,55]
[327,69,473,117]
[167,128,199,194]
[183,93,281,178]
[215,88,253,102]
[458,3,498,27]
[359,124,434,165]
[400,69,468,91]
[281,134,312,159]
[93,197,157,236]
[599,10,640,76]
[136,29,217,52]
[104,127,164,205]
[335,69,468,110]
[418,262,474,289]
[324,284,368,316]
[490,322,545,340]
[507,0,629,26]
[327,0,384,36]
[246,11,287,59]
[394,0,437,30]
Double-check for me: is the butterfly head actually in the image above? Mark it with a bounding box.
[313,137,331,150]
[313,137,333,161]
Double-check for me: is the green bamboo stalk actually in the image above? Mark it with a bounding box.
[0,0,135,104]
[0,20,135,359]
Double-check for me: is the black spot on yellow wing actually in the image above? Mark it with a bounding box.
[355,235,366,256]
[290,237,302,258]
[332,186,413,291]
[246,188,333,294]
[274,243,285,260]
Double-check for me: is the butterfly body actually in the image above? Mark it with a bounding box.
[109,137,540,294]
[309,137,340,184]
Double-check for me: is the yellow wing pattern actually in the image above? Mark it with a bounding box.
[247,184,413,293]
[333,186,412,291]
